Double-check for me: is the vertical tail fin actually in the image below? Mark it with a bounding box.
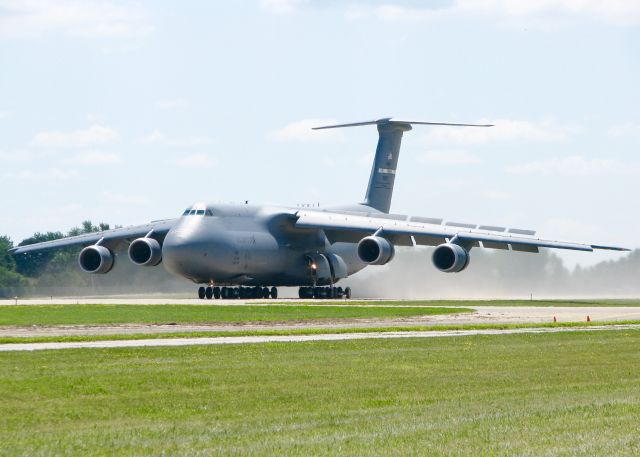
[313,118,492,213]
[362,120,411,213]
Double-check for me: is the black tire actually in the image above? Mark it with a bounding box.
[213,287,221,299]
[205,287,213,299]
[344,286,352,299]
[221,287,228,299]
[198,287,206,299]
[298,287,305,299]
[270,287,278,299]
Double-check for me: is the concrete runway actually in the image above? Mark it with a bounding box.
[1,324,638,352]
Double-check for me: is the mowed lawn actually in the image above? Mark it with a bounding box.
[293,299,640,307]
[1,330,639,456]
[0,304,471,326]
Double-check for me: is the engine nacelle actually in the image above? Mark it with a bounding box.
[128,237,162,266]
[432,243,470,273]
[357,236,395,265]
[78,245,114,274]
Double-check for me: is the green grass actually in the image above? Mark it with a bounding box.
[1,320,640,345]
[0,304,471,326]
[279,299,640,307]
[1,330,640,456]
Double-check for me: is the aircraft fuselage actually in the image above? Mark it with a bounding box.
[162,204,365,286]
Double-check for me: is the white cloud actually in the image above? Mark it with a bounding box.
[138,129,215,147]
[155,98,188,109]
[424,119,577,145]
[138,129,166,144]
[505,155,640,176]
[173,153,218,168]
[32,124,118,148]
[482,189,510,200]
[269,119,342,142]
[0,110,11,120]
[349,0,640,26]
[608,122,640,138]
[100,191,148,205]
[417,149,482,165]
[4,167,78,181]
[65,150,122,165]
[0,0,154,39]
[0,149,34,162]
[260,0,307,14]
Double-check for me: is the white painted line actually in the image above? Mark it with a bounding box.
[1,325,638,352]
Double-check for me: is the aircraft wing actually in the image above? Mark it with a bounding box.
[294,210,628,253]
[9,219,177,255]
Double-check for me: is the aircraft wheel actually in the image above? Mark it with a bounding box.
[221,287,228,299]
[344,286,352,299]
[262,287,270,299]
[239,287,246,299]
[298,287,305,299]
[198,287,206,299]
[213,287,221,299]
[205,287,213,299]
[233,288,240,299]
[270,286,278,299]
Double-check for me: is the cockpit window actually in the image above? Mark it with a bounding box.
[189,210,196,215]
[182,209,190,216]
[205,209,214,216]
[196,210,205,215]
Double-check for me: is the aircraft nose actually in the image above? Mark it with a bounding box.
[162,229,199,279]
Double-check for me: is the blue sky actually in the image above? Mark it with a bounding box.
[0,0,638,268]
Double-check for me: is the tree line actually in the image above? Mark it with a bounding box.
[0,221,111,297]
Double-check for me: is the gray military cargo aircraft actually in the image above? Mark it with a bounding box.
[10,118,629,299]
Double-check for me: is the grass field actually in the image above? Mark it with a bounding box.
[1,330,639,456]
[0,304,471,326]
[1,320,640,345]
[283,299,640,307]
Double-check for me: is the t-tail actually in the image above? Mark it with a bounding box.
[313,118,493,213]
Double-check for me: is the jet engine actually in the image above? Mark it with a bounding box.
[432,243,470,273]
[357,236,395,265]
[78,245,114,274]
[128,237,162,266]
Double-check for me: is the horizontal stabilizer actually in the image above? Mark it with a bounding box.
[312,118,493,130]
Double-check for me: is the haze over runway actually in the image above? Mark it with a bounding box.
[1,0,638,270]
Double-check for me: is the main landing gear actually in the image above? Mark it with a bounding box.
[198,286,278,300]
[298,286,351,299]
